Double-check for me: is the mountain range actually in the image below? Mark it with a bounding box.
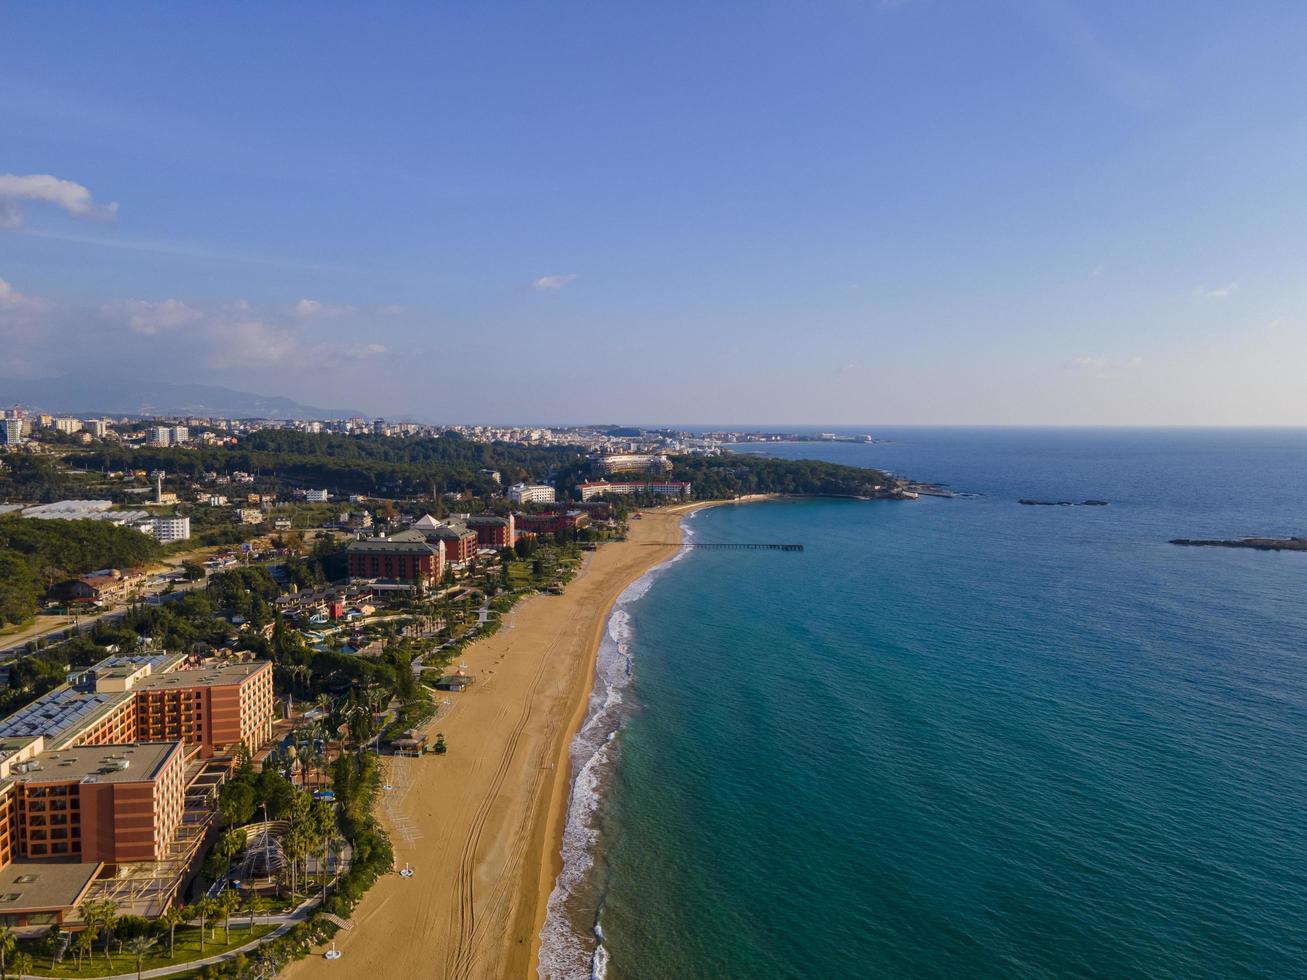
[0,375,361,421]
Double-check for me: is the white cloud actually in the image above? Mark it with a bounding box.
[103,298,201,334]
[0,278,34,310]
[324,342,389,361]
[0,277,401,381]
[1199,282,1238,299]
[294,298,355,318]
[0,173,118,229]
[530,274,577,291]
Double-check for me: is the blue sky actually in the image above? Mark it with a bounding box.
[2,1,1306,424]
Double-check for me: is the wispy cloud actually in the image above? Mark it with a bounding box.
[1198,282,1239,299]
[530,274,578,291]
[0,174,118,229]
[21,228,362,276]
[102,298,201,334]
[0,278,47,312]
[294,298,356,318]
[0,277,396,379]
[1018,0,1167,111]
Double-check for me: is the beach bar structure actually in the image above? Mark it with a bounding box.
[433,673,475,693]
[391,729,428,757]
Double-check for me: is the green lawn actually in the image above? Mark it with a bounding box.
[28,923,276,978]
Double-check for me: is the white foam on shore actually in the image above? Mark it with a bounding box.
[538,514,698,980]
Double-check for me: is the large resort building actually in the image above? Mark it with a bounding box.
[578,480,692,501]
[507,482,556,504]
[590,453,673,475]
[0,654,274,932]
[345,513,498,590]
[346,536,444,589]
[463,513,515,549]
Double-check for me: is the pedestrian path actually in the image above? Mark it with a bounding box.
[25,900,319,980]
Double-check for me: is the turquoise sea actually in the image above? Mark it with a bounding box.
[540,429,1307,980]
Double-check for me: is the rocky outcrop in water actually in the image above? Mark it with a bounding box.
[1018,499,1108,507]
[1169,537,1307,552]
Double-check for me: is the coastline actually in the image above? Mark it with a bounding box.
[527,494,774,978]
[286,498,759,980]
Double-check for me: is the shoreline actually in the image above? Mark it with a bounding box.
[524,496,773,978]
[286,497,766,980]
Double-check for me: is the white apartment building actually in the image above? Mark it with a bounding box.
[151,516,191,543]
[304,489,330,503]
[170,426,189,444]
[508,483,556,504]
[1,419,23,446]
[578,480,692,501]
[148,426,173,447]
[84,419,110,438]
[54,417,82,435]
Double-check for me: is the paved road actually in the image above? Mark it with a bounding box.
[0,578,206,660]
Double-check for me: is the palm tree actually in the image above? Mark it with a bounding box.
[244,892,268,930]
[99,899,120,963]
[298,744,321,789]
[0,925,14,980]
[76,899,118,965]
[218,826,247,869]
[216,889,240,945]
[73,928,96,970]
[194,897,218,954]
[311,798,338,899]
[159,904,189,958]
[125,935,156,980]
[282,824,310,897]
[8,952,29,980]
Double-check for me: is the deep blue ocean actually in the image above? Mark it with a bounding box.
[541,429,1307,980]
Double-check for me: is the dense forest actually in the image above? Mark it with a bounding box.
[76,431,587,497]
[669,453,895,499]
[0,454,83,502]
[0,516,162,624]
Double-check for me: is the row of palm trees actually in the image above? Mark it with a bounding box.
[280,791,339,900]
[15,888,276,977]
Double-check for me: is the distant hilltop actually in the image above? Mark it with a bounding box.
[0,374,362,421]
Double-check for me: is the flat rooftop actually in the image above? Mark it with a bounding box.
[0,860,101,913]
[0,656,175,740]
[134,660,268,691]
[0,654,258,741]
[0,686,127,741]
[19,742,179,784]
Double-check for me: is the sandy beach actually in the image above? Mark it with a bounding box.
[287,503,706,980]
